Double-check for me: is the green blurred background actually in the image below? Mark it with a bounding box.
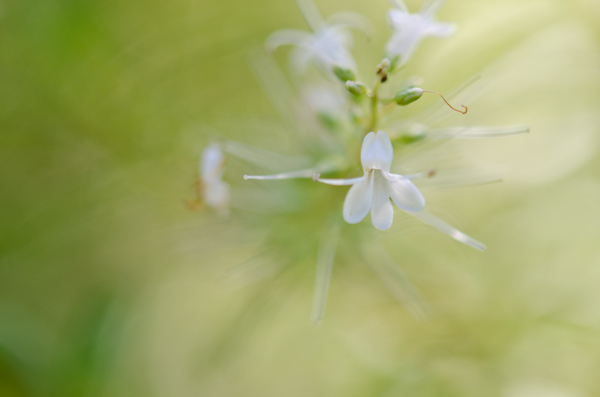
[1,0,600,395]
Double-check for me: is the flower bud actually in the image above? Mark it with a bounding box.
[376,58,392,83]
[345,81,368,97]
[393,87,423,106]
[376,58,391,76]
[333,66,356,82]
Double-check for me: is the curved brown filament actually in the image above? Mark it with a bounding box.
[422,90,468,114]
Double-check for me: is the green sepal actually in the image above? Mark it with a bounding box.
[394,87,423,106]
[345,81,368,97]
[333,66,356,82]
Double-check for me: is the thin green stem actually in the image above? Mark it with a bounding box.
[379,97,396,105]
[367,79,381,132]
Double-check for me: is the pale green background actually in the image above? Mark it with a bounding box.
[1,0,600,396]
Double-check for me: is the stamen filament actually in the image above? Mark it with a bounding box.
[422,90,468,114]
[313,174,366,186]
[244,168,317,180]
[411,211,486,251]
[389,0,409,13]
[363,246,429,321]
[404,168,437,179]
[427,126,530,139]
[311,223,340,325]
[422,0,447,19]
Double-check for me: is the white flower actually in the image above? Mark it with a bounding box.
[386,0,455,66]
[200,143,229,214]
[266,25,356,75]
[243,129,486,250]
[265,1,370,75]
[315,131,425,230]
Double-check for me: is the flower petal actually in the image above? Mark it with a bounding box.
[343,172,374,224]
[327,11,374,37]
[371,172,394,230]
[388,9,411,27]
[384,172,425,212]
[423,21,455,37]
[203,180,230,215]
[201,143,225,181]
[313,27,356,70]
[360,130,394,172]
[264,29,312,53]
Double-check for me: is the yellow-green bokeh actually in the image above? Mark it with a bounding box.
[1,0,600,396]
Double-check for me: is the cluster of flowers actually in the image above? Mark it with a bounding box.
[193,0,525,323]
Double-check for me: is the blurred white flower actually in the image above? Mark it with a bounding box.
[386,0,455,66]
[199,143,229,215]
[315,130,425,230]
[266,25,356,74]
[265,0,370,75]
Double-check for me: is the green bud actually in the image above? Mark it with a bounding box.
[333,66,356,82]
[393,87,423,106]
[345,81,368,97]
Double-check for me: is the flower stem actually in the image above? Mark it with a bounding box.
[368,79,381,132]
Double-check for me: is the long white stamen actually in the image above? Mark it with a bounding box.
[422,0,447,19]
[295,0,324,32]
[313,175,366,186]
[411,211,487,251]
[428,126,530,139]
[364,246,429,321]
[327,11,375,37]
[311,223,340,325]
[249,52,301,133]
[224,140,311,170]
[418,0,434,15]
[244,168,317,180]
[264,29,313,53]
[403,168,437,180]
[419,176,503,189]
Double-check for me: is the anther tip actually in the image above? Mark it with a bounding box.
[243,175,248,180]
[312,173,320,182]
